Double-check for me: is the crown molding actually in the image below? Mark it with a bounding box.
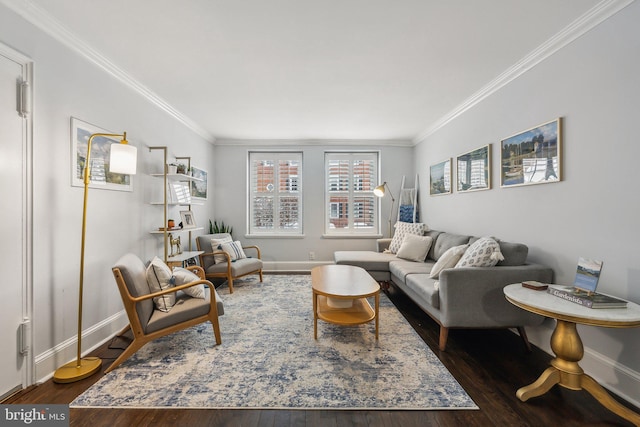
[1,0,216,144]
[215,138,414,147]
[413,0,636,145]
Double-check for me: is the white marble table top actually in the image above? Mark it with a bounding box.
[504,284,640,327]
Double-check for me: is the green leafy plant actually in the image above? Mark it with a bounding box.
[209,219,233,235]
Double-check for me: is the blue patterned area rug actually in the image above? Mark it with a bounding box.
[71,275,477,410]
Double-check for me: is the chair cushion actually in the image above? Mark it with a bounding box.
[205,257,263,277]
[145,289,216,334]
[113,254,155,328]
[196,233,232,267]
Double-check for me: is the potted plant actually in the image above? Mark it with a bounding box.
[209,219,233,236]
[176,163,187,174]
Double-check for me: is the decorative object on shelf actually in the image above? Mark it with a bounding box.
[209,219,233,236]
[167,219,175,228]
[373,182,395,237]
[456,144,491,192]
[430,158,451,196]
[190,166,208,200]
[169,233,182,256]
[54,127,137,384]
[176,163,187,174]
[71,117,135,191]
[501,118,562,187]
[180,210,197,229]
[167,164,178,174]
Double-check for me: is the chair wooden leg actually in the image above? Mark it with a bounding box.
[517,326,532,352]
[259,270,264,282]
[210,317,222,345]
[439,326,449,351]
[104,338,146,374]
[227,277,234,293]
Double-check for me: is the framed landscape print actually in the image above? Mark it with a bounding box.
[430,158,452,195]
[190,166,208,200]
[71,117,133,191]
[456,145,491,192]
[500,118,562,187]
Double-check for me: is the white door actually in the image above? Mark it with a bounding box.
[0,47,32,398]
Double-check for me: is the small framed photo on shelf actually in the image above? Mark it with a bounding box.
[180,210,197,229]
[500,118,562,187]
[429,158,452,195]
[456,144,491,193]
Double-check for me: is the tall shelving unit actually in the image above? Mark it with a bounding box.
[149,147,204,267]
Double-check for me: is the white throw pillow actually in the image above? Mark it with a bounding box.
[396,234,433,262]
[219,241,247,262]
[211,236,233,263]
[145,256,176,312]
[455,237,504,268]
[172,267,205,299]
[389,221,428,254]
[429,244,469,279]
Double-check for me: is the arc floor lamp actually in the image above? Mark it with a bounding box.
[374,181,395,237]
[53,132,137,383]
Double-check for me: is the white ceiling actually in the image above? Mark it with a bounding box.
[15,0,612,143]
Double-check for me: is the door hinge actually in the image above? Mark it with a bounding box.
[18,80,30,118]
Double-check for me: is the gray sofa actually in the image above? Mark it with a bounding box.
[334,230,553,351]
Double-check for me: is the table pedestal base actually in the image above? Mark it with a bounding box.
[517,320,640,426]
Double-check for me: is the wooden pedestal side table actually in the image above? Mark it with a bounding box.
[503,284,640,426]
[311,265,380,340]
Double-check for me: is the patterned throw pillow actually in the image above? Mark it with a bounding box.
[211,236,233,263]
[172,267,205,299]
[145,256,176,312]
[219,241,247,262]
[389,222,428,254]
[455,237,504,268]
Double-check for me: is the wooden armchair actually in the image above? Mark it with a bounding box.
[107,253,223,373]
[196,233,263,293]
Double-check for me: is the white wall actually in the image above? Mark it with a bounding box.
[0,5,215,381]
[214,143,413,268]
[415,2,640,406]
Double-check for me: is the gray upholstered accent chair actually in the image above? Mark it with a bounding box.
[196,233,263,293]
[107,253,223,373]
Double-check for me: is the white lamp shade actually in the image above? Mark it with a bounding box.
[109,143,137,175]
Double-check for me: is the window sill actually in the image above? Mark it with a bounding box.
[244,234,306,239]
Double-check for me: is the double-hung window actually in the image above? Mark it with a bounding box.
[325,152,379,235]
[249,152,302,235]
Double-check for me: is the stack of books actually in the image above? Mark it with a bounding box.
[547,285,627,309]
[546,257,627,309]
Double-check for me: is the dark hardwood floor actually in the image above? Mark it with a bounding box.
[5,281,639,427]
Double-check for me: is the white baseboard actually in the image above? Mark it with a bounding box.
[35,311,129,383]
[519,325,640,410]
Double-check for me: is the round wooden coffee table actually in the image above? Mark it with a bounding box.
[311,265,380,339]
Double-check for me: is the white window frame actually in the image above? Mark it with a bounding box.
[324,151,379,236]
[248,151,303,236]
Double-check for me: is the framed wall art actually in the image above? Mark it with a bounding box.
[500,118,562,187]
[71,117,133,191]
[456,144,491,192]
[180,210,197,229]
[190,166,208,200]
[429,158,452,195]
